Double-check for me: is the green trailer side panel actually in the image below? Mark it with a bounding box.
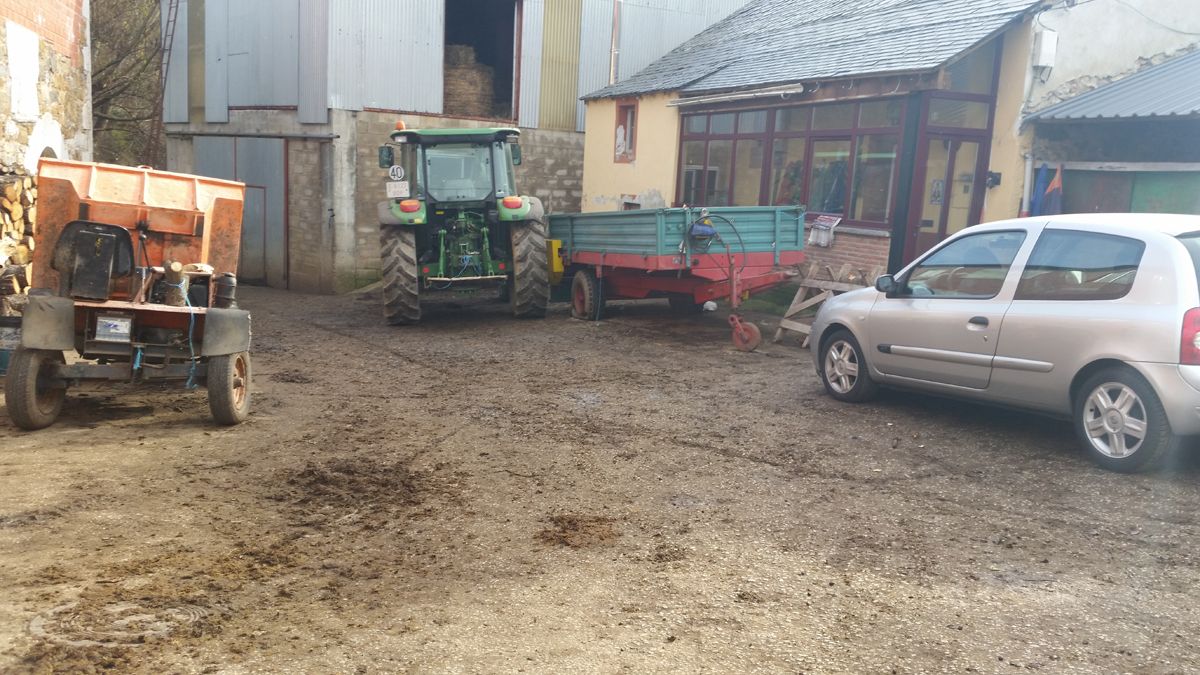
[548,206,806,260]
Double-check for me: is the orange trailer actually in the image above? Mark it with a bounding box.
[4,159,252,429]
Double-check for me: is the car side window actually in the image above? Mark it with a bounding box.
[1015,230,1145,301]
[903,230,1026,298]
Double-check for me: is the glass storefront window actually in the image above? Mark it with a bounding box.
[680,140,707,205]
[710,113,736,134]
[705,140,733,206]
[776,108,810,132]
[858,100,903,128]
[928,98,989,129]
[771,138,807,205]
[733,140,764,205]
[946,40,998,95]
[851,134,899,222]
[813,103,856,130]
[738,111,768,134]
[809,140,851,214]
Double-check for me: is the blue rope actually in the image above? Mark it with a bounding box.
[163,280,199,389]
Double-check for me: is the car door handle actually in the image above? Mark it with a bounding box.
[968,316,989,327]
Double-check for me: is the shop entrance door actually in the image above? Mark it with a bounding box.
[905,136,985,262]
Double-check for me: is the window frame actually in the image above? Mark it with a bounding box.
[615,98,638,163]
[675,98,908,227]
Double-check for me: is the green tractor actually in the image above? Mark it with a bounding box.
[376,126,549,324]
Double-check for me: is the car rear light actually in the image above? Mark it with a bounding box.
[1182,308,1200,365]
[399,199,421,213]
[501,196,523,209]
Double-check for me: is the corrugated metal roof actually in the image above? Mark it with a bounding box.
[1028,49,1200,121]
[583,0,1043,99]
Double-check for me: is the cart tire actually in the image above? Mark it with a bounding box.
[208,351,251,425]
[381,225,420,325]
[668,295,704,314]
[732,322,762,352]
[4,348,66,430]
[571,269,603,320]
[510,215,549,319]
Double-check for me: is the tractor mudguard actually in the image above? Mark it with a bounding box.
[201,308,252,356]
[378,200,404,226]
[20,295,75,350]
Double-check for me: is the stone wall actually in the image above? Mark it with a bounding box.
[287,139,333,293]
[0,1,91,170]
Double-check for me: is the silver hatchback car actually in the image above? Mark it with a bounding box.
[811,213,1200,472]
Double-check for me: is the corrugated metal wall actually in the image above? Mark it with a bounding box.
[204,0,228,122]
[576,0,615,131]
[162,0,189,123]
[517,0,544,128]
[297,0,329,123]
[328,0,444,113]
[225,0,301,107]
[538,0,583,130]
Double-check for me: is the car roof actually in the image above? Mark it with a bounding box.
[968,213,1200,238]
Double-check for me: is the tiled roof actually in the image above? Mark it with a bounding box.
[1028,48,1200,121]
[584,0,1043,100]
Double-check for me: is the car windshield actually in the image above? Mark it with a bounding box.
[424,144,494,202]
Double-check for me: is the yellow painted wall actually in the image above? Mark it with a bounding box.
[983,19,1034,222]
[581,92,680,212]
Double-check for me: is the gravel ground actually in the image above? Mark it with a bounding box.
[2,286,1200,673]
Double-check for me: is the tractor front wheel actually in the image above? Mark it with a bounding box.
[510,215,549,318]
[381,225,420,325]
[4,348,66,430]
[208,351,251,425]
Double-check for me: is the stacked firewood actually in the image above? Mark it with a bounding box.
[0,169,35,314]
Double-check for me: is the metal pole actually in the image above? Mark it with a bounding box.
[609,0,621,84]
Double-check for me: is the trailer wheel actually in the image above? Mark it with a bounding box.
[571,269,604,320]
[208,351,251,425]
[4,348,66,430]
[732,322,762,352]
[381,225,420,325]
[510,215,550,318]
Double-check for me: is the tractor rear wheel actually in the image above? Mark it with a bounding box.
[381,225,420,325]
[4,348,66,430]
[208,351,251,425]
[510,215,549,319]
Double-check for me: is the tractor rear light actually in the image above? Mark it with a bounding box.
[422,266,430,274]
[498,262,506,271]
[399,199,421,213]
[501,196,523,209]
[1183,308,1200,365]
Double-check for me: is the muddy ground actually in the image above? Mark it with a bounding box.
[3,286,1200,673]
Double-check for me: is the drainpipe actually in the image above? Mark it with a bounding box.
[609,0,621,84]
[1021,154,1034,217]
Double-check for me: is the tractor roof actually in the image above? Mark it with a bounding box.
[390,127,520,145]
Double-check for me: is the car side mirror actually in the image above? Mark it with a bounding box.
[511,144,522,166]
[378,145,394,169]
[875,274,898,295]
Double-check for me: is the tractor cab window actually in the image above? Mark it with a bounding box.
[425,144,494,202]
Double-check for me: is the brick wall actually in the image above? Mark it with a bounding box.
[800,229,892,276]
[0,0,91,169]
[512,127,584,215]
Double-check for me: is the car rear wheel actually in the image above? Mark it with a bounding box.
[1075,367,1178,472]
[818,329,879,402]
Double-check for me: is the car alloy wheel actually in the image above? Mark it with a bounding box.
[1081,381,1147,459]
[823,339,861,395]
